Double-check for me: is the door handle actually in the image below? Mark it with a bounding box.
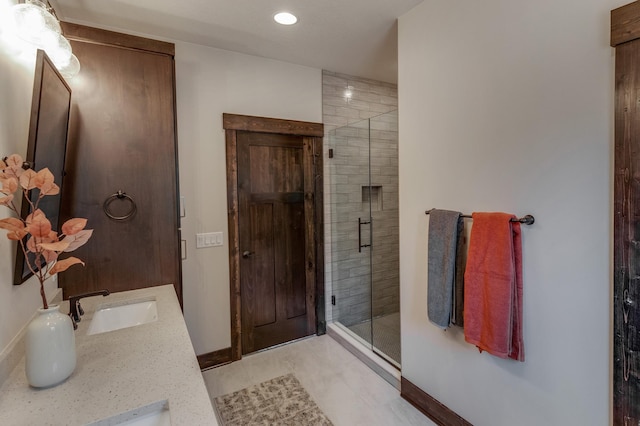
[358,218,371,253]
[242,251,254,258]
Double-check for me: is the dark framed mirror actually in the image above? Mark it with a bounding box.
[14,49,71,285]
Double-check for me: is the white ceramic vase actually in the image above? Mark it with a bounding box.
[25,304,76,388]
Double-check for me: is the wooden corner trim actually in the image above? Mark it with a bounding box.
[611,2,640,47]
[401,377,473,426]
[60,22,175,56]
[197,347,233,370]
[222,113,324,137]
[225,129,242,362]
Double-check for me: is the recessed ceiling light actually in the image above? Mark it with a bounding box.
[274,12,297,25]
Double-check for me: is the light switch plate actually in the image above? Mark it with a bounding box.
[196,232,224,248]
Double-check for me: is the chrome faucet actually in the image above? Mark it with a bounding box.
[68,290,110,329]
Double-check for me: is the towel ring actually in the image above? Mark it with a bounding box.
[103,190,137,221]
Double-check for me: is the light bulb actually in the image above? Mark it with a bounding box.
[42,30,71,68]
[12,0,61,48]
[59,53,80,79]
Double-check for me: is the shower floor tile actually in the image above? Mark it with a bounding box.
[347,312,401,365]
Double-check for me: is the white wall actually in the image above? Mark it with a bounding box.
[175,42,322,355]
[0,0,59,357]
[0,20,322,358]
[398,0,625,424]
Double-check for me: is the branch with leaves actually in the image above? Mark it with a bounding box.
[0,154,92,309]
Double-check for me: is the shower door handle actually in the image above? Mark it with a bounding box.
[358,217,371,253]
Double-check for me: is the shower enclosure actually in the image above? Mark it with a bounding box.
[327,110,400,368]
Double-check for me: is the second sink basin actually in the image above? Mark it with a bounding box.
[87,299,158,335]
[86,400,171,426]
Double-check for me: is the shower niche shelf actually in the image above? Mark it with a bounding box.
[362,185,382,211]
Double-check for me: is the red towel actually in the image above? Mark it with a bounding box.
[463,212,524,361]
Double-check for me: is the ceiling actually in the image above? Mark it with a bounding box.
[47,0,423,84]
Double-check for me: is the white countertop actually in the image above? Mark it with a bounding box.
[0,285,218,425]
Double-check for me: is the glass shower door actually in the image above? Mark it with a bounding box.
[329,118,373,348]
[368,110,400,367]
[328,111,400,368]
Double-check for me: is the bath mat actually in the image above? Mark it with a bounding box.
[214,373,333,426]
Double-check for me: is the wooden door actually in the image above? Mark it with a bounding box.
[612,3,640,423]
[238,132,312,353]
[59,24,182,302]
[224,114,324,359]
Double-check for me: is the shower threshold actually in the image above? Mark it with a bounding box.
[346,313,401,367]
[327,322,400,390]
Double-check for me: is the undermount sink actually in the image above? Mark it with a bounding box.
[86,400,171,426]
[87,298,158,335]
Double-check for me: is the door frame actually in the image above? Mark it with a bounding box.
[223,113,325,361]
[612,3,640,423]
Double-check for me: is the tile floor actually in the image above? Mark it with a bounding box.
[202,335,436,426]
[348,312,401,365]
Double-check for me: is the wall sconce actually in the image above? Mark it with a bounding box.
[11,0,80,78]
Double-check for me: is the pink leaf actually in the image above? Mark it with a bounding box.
[6,230,27,240]
[50,257,84,275]
[19,169,37,190]
[40,182,59,197]
[0,194,13,206]
[63,229,93,252]
[34,168,59,196]
[0,217,25,233]
[38,240,70,252]
[26,209,51,238]
[0,218,27,240]
[26,236,37,253]
[62,218,87,236]
[0,177,17,195]
[4,154,24,178]
[42,249,58,263]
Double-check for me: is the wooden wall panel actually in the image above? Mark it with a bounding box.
[59,24,181,302]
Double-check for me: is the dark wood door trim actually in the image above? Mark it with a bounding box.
[612,2,640,47]
[61,22,175,56]
[223,113,324,137]
[224,114,324,361]
[612,4,640,423]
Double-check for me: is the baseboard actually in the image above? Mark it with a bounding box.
[197,347,232,370]
[401,377,472,426]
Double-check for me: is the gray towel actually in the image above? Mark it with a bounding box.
[427,209,463,329]
[451,221,466,327]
